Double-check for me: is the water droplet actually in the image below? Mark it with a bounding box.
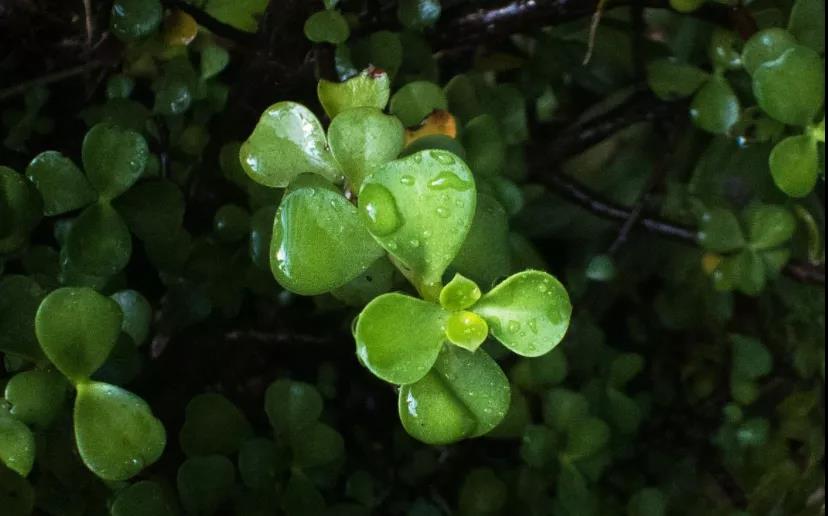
[430,150,456,165]
[507,320,521,333]
[422,230,432,238]
[528,319,539,334]
[436,207,450,218]
[412,153,423,164]
[409,239,420,248]
[428,171,472,191]
[360,183,403,236]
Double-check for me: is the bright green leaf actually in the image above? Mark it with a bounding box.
[304,10,350,44]
[741,28,797,76]
[25,151,96,215]
[110,0,162,42]
[317,69,391,119]
[389,81,448,127]
[110,290,152,346]
[745,204,796,250]
[328,107,405,189]
[0,416,35,477]
[439,273,481,311]
[690,76,741,135]
[264,379,323,436]
[769,134,819,197]
[4,370,68,429]
[753,46,825,126]
[82,123,148,200]
[445,310,489,351]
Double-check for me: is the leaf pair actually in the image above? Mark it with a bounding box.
[356,271,572,444]
[34,287,165,481]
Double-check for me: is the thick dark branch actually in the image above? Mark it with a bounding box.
[162,0,258,47]
[534,93,826,286]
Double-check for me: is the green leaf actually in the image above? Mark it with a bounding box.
[35,287,123,382]
[398,346,510,444]
[240,101,341,187]
[264,379,323,436]
[462,114,505,178]
[201,44,230,79]
[449,193,513,289]
[0,166,42,254]
[458,469,508,515]
[204,0,268,32]
[82,123,148,200]
[389,81,448,127]
[753,46,825,126]
[731,334,772,379]
[439,273,481,311]
[627,488,667,516]
[177,455,236,515]
[213,204,250,243]
[180,393,252,457]
[65,202,132,276]
[647,59,710,100]
[318,69,391,119]
[110,290,152,346]
[328,107,405,189]
[690,76,741,134]
[0,464,34,516]
[0,275,46,362]
[238,438,282,489]
[4,370,68,429]
[445,310,489,351]
[359,149,476,292]
[708,29,742,71]
[73,382,166,481]
[114,179,185,243]
[304,10,350,44]
[110,0,162,42]
[788,0,825,53]
[397,0,441,30]
[542,388,590,432]
[290,422,345,468]
[698,207,745,253]
[732,250,767,296]
[745,204,796,250]
[355,293,447,384]
[0,416,35,477]
[769,134,819,198]
[25,151,96,215]
[111,481,177,516]
[271,175,384,295]
[564,416,610,460]
[741,28,797,76]
[471,270,572,357]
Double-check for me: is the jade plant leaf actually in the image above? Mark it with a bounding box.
[328,107,405,189]
[439,273,482,311]
[111,480,177,516]
[264,379,323,436]
[65,202,132,276]
[73,382,166,481]
[271,175,385,295]
[769,135,819,198]
[690,76,740,134]
[113,179,185,242]
[4,370,68,429]
[290,422,345,468]
[463,114,505,178]
[355,293,448,384]
[358,149,476,294]
[0,275,46,362]
[471,270,572,357]
[698,207,745,252]
[745,205,796,250]
[647,59,710,100]
[110,0,162,41]
[177,455,235,515]
[25,151,96,215]
[110,290,152,346]
[304,10,350,44]
[788,0,825,53]
[317,69,391,119]
[398,346,510,444]
[0,416,35,477]
[444,310,489,351]
[82,123,148,200]
[741,28,797,76]
[753,46,825,126]
[239,101,341,188]
[449,192,512,289]
[389,81,448,127]
[179,393,252,457]
[35,287,123,382]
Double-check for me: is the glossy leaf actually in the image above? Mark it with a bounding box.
[304,10,350,44]
[753,46,825,126]
[65,202,132,276]
[4,370,68,429]
[450,193,513,289]
[204,0,268,32]
[179,393,252,457]
[398,346,510,444]
[359,149,476,292]
[239,101,341,187]
[788,0,825,53]
[82,123,148,200]
[698,207,745,253]
[35,287,123,382]
[213,204,250,243]
[73,382,166,481]
[271,175,384,295]
[741,28,797,76]
[238,438,282,489]
[0,275,46,362]
[445,310,488,351]
[471,270,572,357]
[389,81,448,127]
[328,107,405,189]
[264,379,323,436]
[25,151,96,215]
[201,44,230,79]
[110,290,152,346]
[110,0,162,41]
[355,293,447,384]
[745,204,796,250]
[439,273,481,311]
[0,416,35,477]
[542,388,590,432]
[731,334,772,380]
[708,29,742,71]
[318,69,391,119]
[113,179,185,242]
[769,135,819,198]
[331,256,397,307]
[177,455,236,515]
[111,480,177,516]
[690,76,740,135]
